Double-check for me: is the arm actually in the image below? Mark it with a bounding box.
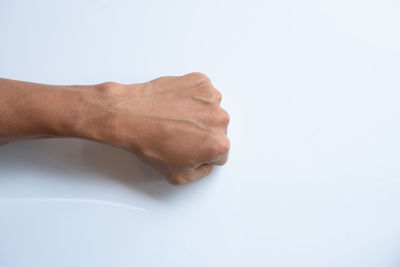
[0,73,230,185]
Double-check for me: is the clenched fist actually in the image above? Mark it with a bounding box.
[0,73,230,185]
[87,73,230,185]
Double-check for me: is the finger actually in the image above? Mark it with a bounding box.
[170,163,214,185]
[198,135,230,165]
[210,152,229,166]
[192,163,214,180]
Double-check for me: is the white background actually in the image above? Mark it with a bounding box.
[1,0,400,266]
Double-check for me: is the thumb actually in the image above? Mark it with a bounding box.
[170,163,214,185]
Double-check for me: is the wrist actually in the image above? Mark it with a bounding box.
[57,82,144,151]
[47,83,118,141]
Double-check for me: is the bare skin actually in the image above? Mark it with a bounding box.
[0,73,230,185]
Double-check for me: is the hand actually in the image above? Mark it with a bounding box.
[94,73,230,185]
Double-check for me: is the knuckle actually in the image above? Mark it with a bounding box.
[218,108,230,125]
[186,72,212,88]
[219,137,230,153]
[209,107,230,126]
[200,85,216,99]
[188,72,210,81]
[209,136,230,157]
[213,89,222,102]
[206,104,221,118]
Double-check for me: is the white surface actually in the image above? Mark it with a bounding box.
[1,0,400,266]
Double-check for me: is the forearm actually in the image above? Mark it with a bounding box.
[0,78,112,145]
